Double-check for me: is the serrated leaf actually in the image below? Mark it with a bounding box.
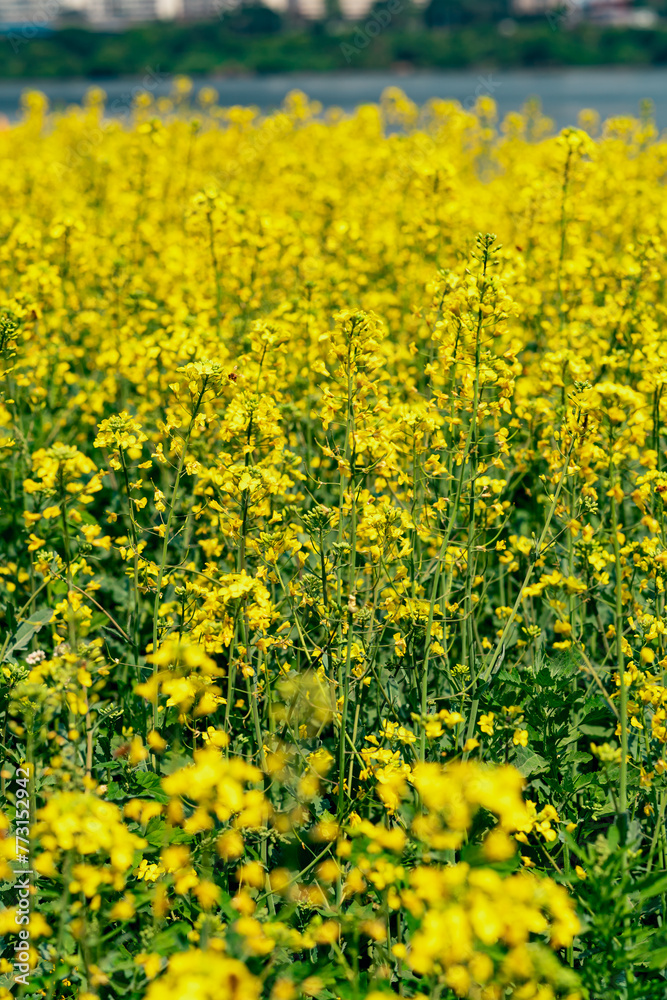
[512,745,550,777]
[573,772,595,791]
[146,825,168,847]
[133,770,169,803]
[562,750,593,766]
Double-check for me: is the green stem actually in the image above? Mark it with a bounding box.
[46,851,74,1000]
[337,484,357,818]
[151,385,206,733]
[337,333,356,817]
[119,447,141,657]
[464,430,577,754]
[421,239,489,762]
[611,489,628,833]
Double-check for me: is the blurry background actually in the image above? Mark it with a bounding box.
[1,0,667,123]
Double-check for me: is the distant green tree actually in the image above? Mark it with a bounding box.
[423,0,510,27]
[227,3,283,33]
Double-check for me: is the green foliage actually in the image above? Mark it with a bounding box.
[4,19,667,79]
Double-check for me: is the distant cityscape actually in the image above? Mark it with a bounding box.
[513,0,658,24]
[0,0,660,24]
[0,0,326,23]
[0,0,227,24]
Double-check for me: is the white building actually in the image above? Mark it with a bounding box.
[85,0,158,20]
[0,0,59,23]
[0,0,161,22]
[0,0,361,22]
[179,0,221,16]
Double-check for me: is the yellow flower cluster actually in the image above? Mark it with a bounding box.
[411,761,530,849]
[34,791,146,874]
[162,746,270,835]
[0,811,13,881]
[2,84,667,1000]
[401,865,579,991]
[144,951,261,1000]
[138,638,225,716]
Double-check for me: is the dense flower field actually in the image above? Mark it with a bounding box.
[1,82,667,1000]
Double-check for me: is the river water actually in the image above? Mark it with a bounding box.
[1,67,666,127]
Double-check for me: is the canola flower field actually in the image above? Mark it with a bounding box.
[1,82,667,1000]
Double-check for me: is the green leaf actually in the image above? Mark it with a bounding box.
[607,823,621,851]
[3,608,53,661]
[152,921,191,954]
[133,770,169,803]
[578,723,612,737]
[646,945,667,970]
[562,750,593,766]
[88,611,109,632]
[145,817,168,847]
[635,871,667,903]
[572,772,596,791]
[512,745,550,777]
